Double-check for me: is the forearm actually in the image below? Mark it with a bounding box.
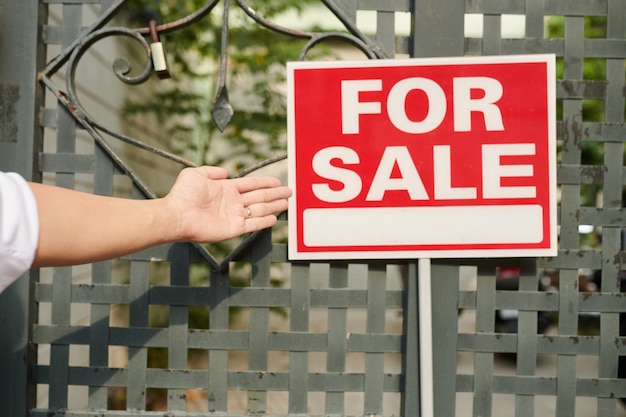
[26,166,290,268]
[30,182,178,267]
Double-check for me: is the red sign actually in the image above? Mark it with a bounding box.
[287,55,556,260]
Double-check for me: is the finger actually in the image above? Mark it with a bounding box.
[243,214,279,233]
[241,186,292,207]
[232,176,283,193]
[245,199,289,219]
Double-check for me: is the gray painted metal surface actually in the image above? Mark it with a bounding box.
[0,0,625,416]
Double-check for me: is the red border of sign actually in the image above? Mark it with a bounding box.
[288,55,557,260]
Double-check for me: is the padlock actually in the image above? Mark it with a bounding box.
[149,20,171,79]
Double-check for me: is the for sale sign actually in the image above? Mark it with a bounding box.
[287,55,556,260]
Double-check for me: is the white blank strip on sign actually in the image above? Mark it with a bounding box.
[303,205,543,247]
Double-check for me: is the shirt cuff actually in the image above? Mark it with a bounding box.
[0,172,40,293]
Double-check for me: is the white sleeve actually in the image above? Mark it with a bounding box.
[0,172,40,293]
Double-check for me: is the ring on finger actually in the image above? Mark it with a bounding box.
[246,207,252,218]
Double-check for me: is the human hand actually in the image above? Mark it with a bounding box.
[164,166,292,243]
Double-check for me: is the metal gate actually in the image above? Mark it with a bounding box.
[0,1,625,416]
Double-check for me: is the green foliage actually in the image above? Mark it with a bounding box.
[546,15,615,207]
[122,0,322,169]
[547,16,607,124]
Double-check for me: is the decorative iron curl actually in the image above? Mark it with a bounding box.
[133,0,221,35]
[39,0,390,175]
[299,32,381,60]
[235,152,287,178]
[36,0,393,267]
[236,0,388,60]
[61,26,197,167]
[66,26,153,92]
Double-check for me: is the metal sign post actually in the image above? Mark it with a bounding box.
[419,258,434,417]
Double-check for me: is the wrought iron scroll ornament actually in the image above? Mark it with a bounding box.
[38,0,385,264]
[37,0,387,266]
[39,0,386,167]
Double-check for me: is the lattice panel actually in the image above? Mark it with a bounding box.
[434,1,626,416]
[28,1,418,416]
[32,230,411,416]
